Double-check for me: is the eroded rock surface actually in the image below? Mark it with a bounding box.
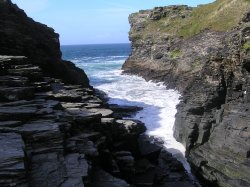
[0,0,89,86]
[0,56,194,186]
[123,2,250,187]
[0,1,200,186]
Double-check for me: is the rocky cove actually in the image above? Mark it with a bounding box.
[0,0,249,187]
[0,0,196,187]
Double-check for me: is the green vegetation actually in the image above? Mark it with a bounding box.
[243,41,250,51]
[142,0,250,39]
[170,49,182,59]
[192,59,201,68]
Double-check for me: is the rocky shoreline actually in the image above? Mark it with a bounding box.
[0,0,198,186]
[0,55,195,186]
[123,2,250,187]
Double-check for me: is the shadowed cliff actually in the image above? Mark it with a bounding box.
[0,0,89,87]
[0,0,198,186]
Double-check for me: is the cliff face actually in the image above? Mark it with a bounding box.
[123,0,250,187]
[0,0,89,86]
[0,1,197,186]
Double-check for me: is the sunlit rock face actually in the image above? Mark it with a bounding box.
[123,1,250,187]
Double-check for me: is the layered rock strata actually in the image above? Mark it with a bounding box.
[123,3,250,187]
[0,0,89,86]
[0,0,196,186]
[0,56,194,187]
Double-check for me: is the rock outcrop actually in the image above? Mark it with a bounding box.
[0,0,89,86]
[0,0,195,186]
[123,1,250,187]
[0,55,194,187]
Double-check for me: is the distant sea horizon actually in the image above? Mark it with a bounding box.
[61,42,131,47]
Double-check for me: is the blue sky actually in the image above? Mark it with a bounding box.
[12,0,214,45]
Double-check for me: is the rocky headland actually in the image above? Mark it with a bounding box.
[123,0,250,187]
[0,0,195,186]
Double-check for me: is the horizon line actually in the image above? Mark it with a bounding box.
[61,42,131,46]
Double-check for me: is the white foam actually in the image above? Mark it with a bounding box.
[95,69,191,172]
[73,56,191,173]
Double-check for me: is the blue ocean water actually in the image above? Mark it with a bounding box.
[61,43,190,172]
[61,44,131,86]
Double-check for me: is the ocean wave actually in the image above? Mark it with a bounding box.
[65,46,190,173]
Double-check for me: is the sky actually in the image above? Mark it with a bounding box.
[12,0,214,45]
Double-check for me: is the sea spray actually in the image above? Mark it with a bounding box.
[61,44,191,172]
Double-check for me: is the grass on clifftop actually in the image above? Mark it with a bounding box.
[144,0,250,39]
[243,41,250,51]
[170,49,182,59]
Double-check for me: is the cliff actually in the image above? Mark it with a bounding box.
[123,0,250,187]
[0,0,89,86]
[0,0,196,186]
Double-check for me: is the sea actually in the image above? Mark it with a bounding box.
[61,43,190,172]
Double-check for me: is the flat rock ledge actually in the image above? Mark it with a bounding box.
[0,56,195,187]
